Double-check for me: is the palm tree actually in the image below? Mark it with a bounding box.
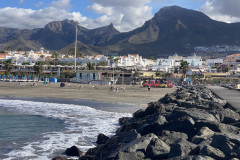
[34,61,44,79]
[18,47,24,52]
[180,61,189,77]
[4,59,13,76]
[7,46,12,51]
[87,62,95,70]
[51,51,61,59]
[108,56,114,66]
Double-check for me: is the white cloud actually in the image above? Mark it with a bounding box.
[0,0,87,29]
[0,0,154,32]
[200,0,240,23]
[85,0,153,32]
[87,3,113,16]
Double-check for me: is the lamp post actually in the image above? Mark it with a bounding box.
[74,21,79,72]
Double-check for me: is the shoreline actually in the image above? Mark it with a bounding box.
[0,81,176,113]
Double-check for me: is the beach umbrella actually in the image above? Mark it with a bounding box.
[15,75,18,80]
[9,74,12,79]
[3,74,6,79]
[25,75,27,80]
[0,75,1,79]
[22,75,23,79]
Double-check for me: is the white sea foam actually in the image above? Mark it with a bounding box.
[0,99,131,160]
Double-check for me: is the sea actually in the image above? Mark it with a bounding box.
[0,98,134,160]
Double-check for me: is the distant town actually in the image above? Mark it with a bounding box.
[0,47,240,85]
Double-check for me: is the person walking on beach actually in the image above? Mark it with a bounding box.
[148,85,151,91]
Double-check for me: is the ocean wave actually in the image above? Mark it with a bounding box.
[0,99,131,160]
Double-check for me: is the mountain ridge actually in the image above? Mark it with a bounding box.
[1,6,240,57]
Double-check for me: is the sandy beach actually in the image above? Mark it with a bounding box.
[0,81,176,111]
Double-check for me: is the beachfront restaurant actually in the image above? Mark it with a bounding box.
[72,70,123,85]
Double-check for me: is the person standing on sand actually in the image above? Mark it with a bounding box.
[122,86,126,93]
[148,85,151,91]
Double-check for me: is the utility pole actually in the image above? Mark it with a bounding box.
[74,21,78,72]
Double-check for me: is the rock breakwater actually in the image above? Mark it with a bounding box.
[57,86,240,160]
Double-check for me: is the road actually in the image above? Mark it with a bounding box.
[207,86,240,110]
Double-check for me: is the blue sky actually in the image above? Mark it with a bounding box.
[0,0,239,32]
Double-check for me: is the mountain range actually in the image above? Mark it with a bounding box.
[1,6,240,58]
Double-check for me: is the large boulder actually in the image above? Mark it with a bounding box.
[146,137,170,159]
[115,151,145,160]
[199,144,227,160]
[80,145,103,160]
[195,120,240,134]
[120,133,158,153]
[210,134,240,158]
[95,129,141,159]
[167,155,215,160]
[210,108,240,123]
[65,146,83,157]
[168,138,197,158]
[170,108,218,122]
[52,157,67,160]
[160,93,177,104]
[192,127,215,144]
[119,117,131,125]
[133,102,165,119]
[96,133,109,145]
[160,130,188,145]
[156,116,196,139]
[108,133,158,159]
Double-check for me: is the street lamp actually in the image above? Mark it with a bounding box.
[74,21,79,72]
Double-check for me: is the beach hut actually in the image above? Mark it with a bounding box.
[49,77,58,83]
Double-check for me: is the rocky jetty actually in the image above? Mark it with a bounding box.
[56,86,240,160]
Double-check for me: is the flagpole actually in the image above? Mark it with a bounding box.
[74,21,78,72]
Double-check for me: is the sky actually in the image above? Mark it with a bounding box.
[0,0,240,32]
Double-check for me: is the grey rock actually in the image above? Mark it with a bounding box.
[160,93,177,104]
[222,109,240,123]
[96,133,109,145]
[195,120,240,134]
[65,145,84,157]
[95,129,141,159]
[115,151,145,160]
[119,117,131,125]
[133,102,165,119]
[168,138,197,158]
[121,133,158,153]
[171,108,218,122]
[167,155,215,160]
[164,103,176,112]
[210,134,240,158]
[52,157,67,160]
[158,116,196,139]
[160,130,188,145]
[200,144,226,160]
[192,127,215,144]
[146,137,170,159]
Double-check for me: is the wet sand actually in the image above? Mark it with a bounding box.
[0,81,176,112]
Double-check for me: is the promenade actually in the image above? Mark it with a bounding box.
[207,85,240,110]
